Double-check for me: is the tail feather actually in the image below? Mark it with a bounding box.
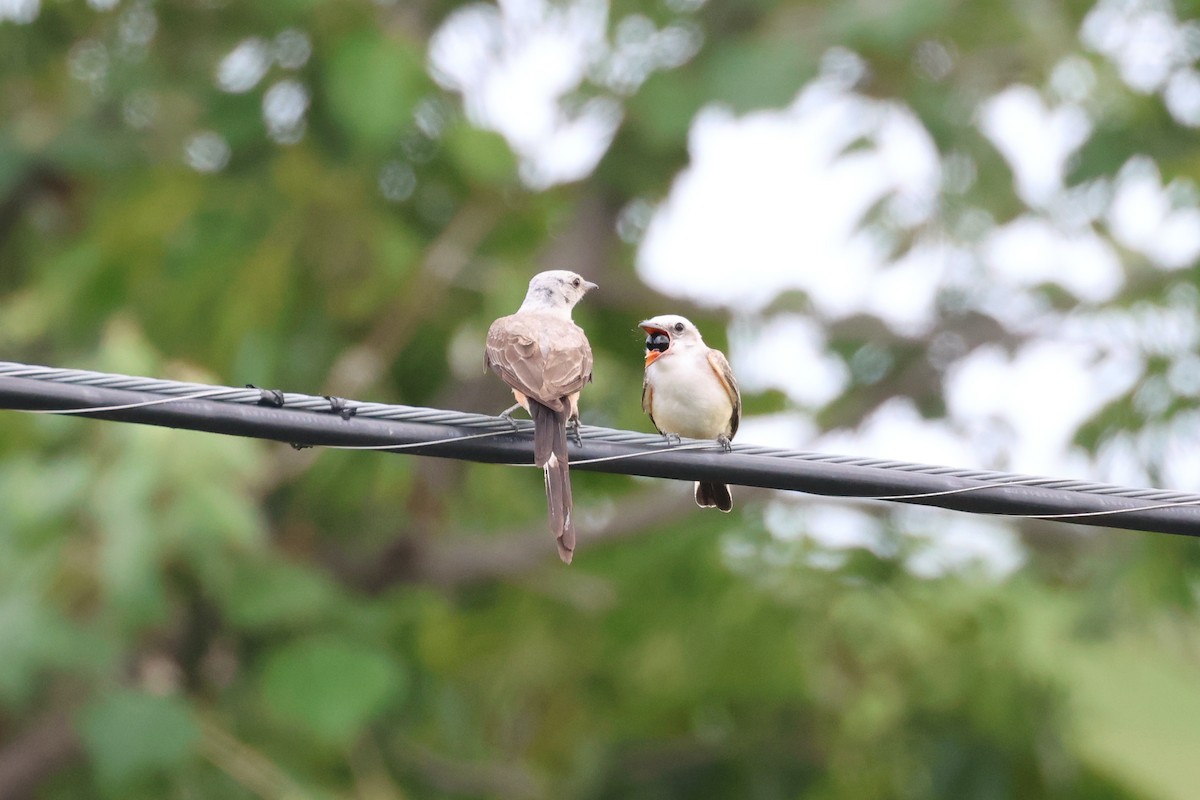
[544,460,575,563]
[530,400,575,563]
[528,399,569,471]
[694,481,733,513]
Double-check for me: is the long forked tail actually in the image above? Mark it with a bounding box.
[529,400,575,563]
[695,481,733,513]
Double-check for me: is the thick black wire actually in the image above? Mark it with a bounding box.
[0,361,1198,535]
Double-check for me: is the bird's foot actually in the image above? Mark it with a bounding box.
[662,432,682,446]
[498,403,523,432]
[568,417,583,447]
[717,433,732,453]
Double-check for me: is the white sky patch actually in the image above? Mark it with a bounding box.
[863,242,949,335]
[1107,156,1200,269]
[1059,300,1200,490]
[762,499,1025,581]
[728,314,848,408]
[735,412,818,450]
[0,0,38,23]
[216,37,272,94]
[430,0,700,188]
[765,501,887,550]
[802,504,887,554]
[981,215,1123,302]
[900,510,1025,580]
[1157,415,1200,489]
[1081,0,1198,94]
[184,131,230,173]
[1164,69,1200,126]
[1062,306,1166,358]
[273,29,312,71]
[1095,420,1200,491]
[945,340,1140,475]
[1049,55,1098,104]
[429,0,614,187]
[762,501,883,572]
[1082,0,1200,132]
[1059,296,1196,362]
[969,290,1057,341]
[262,79,309,144]
[1168,353,1200,396]
[521,97,621,187]
[591,14,703,94]
[1048,178,1111,228]
[978,85,1091,207]
[638,77,941,316]
[817,398,980,469]
[1094,434,1152,487]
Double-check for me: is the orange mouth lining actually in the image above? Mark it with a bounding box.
[642,325,670,367]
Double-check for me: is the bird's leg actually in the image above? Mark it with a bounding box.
[717,433,732,453]
[498,403,523,431]
[568,415,583,447]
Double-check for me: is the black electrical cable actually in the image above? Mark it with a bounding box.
[0,361,1197,536]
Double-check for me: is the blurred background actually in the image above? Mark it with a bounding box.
[3,0,1200,797]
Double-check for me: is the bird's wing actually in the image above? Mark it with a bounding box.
[706,348,741,439]
[540,321,592,398]
[641,373,663,434]
[485,315,551,407]
[486,314,591,410]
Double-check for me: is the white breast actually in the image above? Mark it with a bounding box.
[647,351,733,439]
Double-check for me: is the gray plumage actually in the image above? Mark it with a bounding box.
[484,271,595,563]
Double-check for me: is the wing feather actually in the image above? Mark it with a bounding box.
[706,348,741,439]
[486,313,592,411]
[641,377,661,434]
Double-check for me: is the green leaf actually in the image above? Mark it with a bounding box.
[444,123,517,185]
[221,559,345,630]
[627,69,705,150]
[323,32,424,150]
[0,599,93,705]
[78,691,199,788]
[700,39,815,113]
[260,637,404,743]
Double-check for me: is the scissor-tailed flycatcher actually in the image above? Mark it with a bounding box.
[640,314,741,512]
[485,270,597,563]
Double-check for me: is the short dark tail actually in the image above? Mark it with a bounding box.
[695,481,733,513]
[529,400,575,563]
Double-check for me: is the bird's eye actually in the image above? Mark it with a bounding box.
[572,278,581,288]
[674,322,684,333]
[646,333,670,353]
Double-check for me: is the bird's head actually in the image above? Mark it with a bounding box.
[639,314,702,366]
[520,270,598,315]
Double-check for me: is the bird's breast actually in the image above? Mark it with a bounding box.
[646,354,734,439]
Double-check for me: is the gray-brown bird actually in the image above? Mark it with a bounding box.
[485,270,597,563]
[640,314,741,512]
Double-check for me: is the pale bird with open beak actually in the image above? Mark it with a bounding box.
[640,314,741,512]
[485,270,597,563]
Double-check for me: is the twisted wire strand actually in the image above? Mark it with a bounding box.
[2,361,1199,528]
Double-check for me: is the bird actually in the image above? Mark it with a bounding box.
[639,314,741,512]
[485,270,597,563]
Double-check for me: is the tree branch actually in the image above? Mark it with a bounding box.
[0,711,82,800]
[342,485,769,591]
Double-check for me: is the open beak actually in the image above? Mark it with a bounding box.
[640,323,669,367]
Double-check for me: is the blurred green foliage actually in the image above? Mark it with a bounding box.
[2,0,1200,798]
